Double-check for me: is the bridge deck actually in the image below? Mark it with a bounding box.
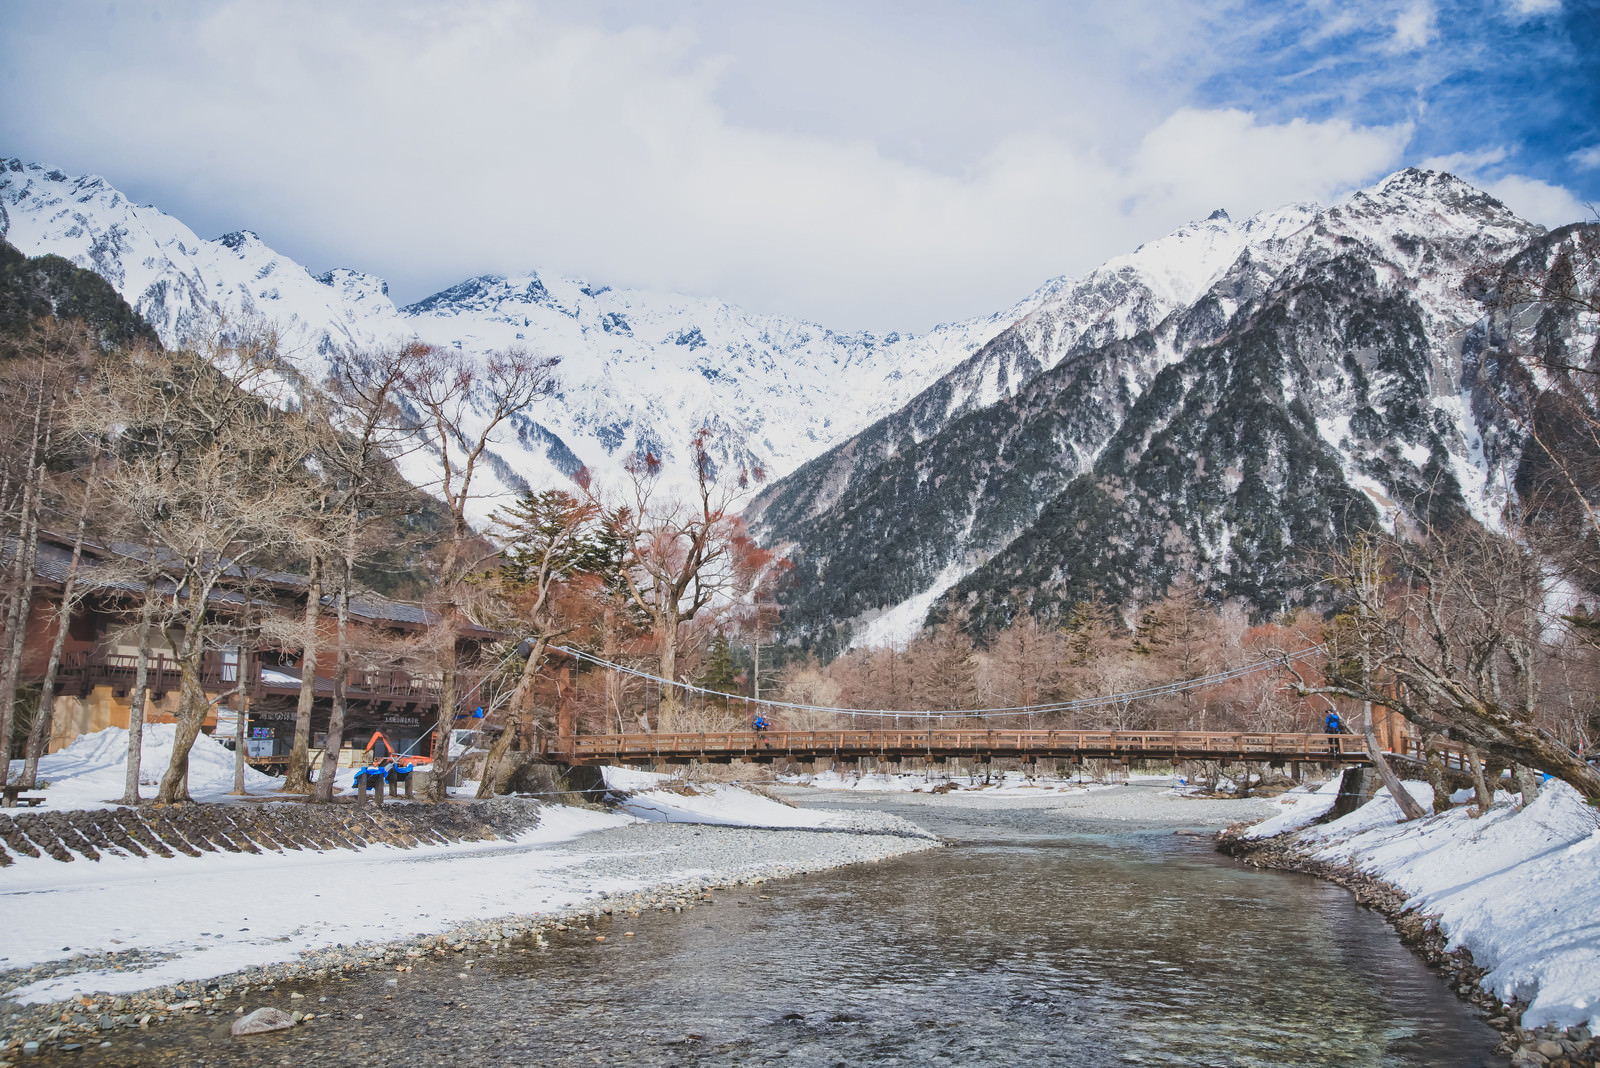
[543,729,1376,766]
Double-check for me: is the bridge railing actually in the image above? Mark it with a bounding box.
[544,728,1374,763]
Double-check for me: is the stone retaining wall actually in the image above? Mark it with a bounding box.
[0,799,541,867]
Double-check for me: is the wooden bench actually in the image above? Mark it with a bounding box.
[1,785,46,808]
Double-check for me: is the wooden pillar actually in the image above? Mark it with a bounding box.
[555,663,576,738]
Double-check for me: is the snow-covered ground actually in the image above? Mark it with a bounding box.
[0,805,629,1004]
[4,725,281,810]
[1248,778,1600,1030]
[785,765,1176,797]
[0,730,932,1007]
[3,724,423,809]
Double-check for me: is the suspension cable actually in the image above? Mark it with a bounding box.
[547,643,1326,722]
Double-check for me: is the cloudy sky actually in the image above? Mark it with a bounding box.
[2,0,1596,331]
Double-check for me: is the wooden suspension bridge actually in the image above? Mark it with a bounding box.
[513,644,1481,776]
[539,727,1469,770]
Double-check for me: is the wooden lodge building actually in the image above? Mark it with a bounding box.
[15,531,497,769]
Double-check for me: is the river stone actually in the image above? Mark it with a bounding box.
[1536,1040,1564,1057]
[231,1008,296,1036]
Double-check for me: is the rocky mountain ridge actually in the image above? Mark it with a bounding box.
[752,169,1561,656]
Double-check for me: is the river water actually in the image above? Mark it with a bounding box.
[37,789,1501,1067]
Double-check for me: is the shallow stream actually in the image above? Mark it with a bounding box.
[33,789,1501,1066]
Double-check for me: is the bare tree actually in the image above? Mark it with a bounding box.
[307,345,438,803]
[0,323,95,780]
[974,610,1066,720]
[614,430,767,732]
[15,457,101,789]
[1303,528,1600,802]
[401,345,559,800]
[97,332,317,803]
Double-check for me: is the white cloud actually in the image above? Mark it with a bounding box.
[1504,0,1561,16]
[1571,145,1600,171]
[1391,0,1436,50]
[1474,174,1591,227]
[0,2,1414,331]
[1422,147,1511,172]
[1422,151,1589,227]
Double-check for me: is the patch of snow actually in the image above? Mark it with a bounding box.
[5,725,280,810]
[1242,778,1344,839]
[850,561,968,649]
[618,784,846,829]
[0,804,629,1003]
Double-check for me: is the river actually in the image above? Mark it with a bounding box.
[32,786,1502,1067]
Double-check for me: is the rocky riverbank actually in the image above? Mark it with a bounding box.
[0,804,937,1059]
[1219,823,1598,1068]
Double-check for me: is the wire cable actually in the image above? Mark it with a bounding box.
[547,643,1327,722]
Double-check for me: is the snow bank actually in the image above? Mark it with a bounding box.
[1242,778,1344,839]
[787,768,1100,795]
[1285,781,1600,1029]
[600,766,671,791]
[0,805,630,1004]
[5,725,280,810]
[618,784,848,829]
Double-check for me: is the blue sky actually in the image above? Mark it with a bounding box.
[1,0,1595,331]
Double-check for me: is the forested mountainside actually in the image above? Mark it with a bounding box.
[0,159,1050,501]
[0,236,159,351]
[753,170,1567,658]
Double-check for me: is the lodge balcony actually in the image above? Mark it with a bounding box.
[55,649,474,713]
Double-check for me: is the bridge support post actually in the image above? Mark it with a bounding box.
[1330,767,1380,819]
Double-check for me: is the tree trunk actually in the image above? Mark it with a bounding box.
[1423,736,1452,814]
[475,717,519,799]
[156,590,210,805]
[283,553,323,793]
[19,483,93,788]
[0,475,42,775]
[1363,700,1427,821]
[0,393,48,774]
[428,632,458,802]
[1467,746,1494,813]
[118,596,157,805]
[313,557,353,804]
[476,636,548,798]
[229,649,249,795]
[1513,763,1541,805]
[657,611,680,732]
[311,536,356,803]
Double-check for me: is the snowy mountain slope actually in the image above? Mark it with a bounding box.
[746,203,1321,535]
[0,158,1048,511]
[755,170,1549,655]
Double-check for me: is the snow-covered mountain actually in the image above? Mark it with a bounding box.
[752,169,1558,655]
[8,157,1571,657]
[0,158,1050,507]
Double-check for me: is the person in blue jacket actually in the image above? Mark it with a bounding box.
[753,715,769,733]
[1325,710,1343,735]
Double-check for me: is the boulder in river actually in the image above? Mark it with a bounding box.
[231,1007,296,1036]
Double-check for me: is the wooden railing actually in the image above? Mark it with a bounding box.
[56,650,473,709]
[542,728,1381,766]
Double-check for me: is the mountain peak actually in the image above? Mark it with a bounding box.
[1370,167,1512,213]
[217,230,263,250]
